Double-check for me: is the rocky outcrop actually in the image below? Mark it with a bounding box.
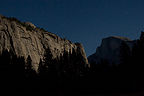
[88,36,136,65]
[0,15,89,71]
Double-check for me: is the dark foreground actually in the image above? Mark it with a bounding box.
[1,76,144,96]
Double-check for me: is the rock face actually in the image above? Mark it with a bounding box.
[0,15,89,71]
[88,36,135,65]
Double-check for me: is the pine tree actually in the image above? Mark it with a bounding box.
[119,41,131,66]
[131,32,144,85]
[39,48,57,79]
[38,58,47,78]
[25,55,35,78]
[119,41,131,87]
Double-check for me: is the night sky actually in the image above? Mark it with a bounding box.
[1,0,144,56]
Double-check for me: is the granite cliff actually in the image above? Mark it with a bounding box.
[0,15,89,72]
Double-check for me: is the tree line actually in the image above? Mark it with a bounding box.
[1,32,144,93]
[87,32,144,92]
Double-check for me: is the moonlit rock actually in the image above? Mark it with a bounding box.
[88,36,135,65]
[0,15,89,71]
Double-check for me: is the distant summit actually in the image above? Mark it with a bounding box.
[88,35,135,65]
[107,36,132,41]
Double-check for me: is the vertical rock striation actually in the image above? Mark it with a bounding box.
[0,15,89,71]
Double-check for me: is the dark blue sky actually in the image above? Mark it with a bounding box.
[1,0,144,56]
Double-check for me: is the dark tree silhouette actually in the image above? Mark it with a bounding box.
[25,55,36,78]
[119,41,131,65]
[38,48,57,79]
[0,49,25,81]
[130,31,144,88]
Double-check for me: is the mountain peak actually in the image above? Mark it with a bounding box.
[104,36,132,41]
[88,35,135,65]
